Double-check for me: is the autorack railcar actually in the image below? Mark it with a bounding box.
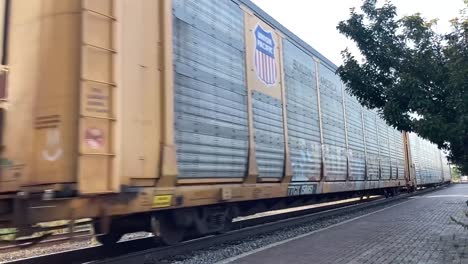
[0,0,451,245]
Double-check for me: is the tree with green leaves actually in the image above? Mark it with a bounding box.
[337,0,468,173]
[451,166,462,182]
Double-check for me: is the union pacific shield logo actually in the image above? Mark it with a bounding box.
[254,24,277,86]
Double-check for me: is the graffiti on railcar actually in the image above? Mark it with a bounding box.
[291,140,321,181]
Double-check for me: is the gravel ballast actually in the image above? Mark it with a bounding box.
[0,232,151,263]
[157,199,408,264]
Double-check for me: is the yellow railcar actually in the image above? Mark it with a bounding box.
[0,0,450,245]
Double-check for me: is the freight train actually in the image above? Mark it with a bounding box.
[0,0,451,245]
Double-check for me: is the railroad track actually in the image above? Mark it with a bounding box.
[0,229,93,253]
[3,186,446,264]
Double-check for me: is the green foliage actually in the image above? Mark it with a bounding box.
[337,0,468,173]
[452,166,462,181]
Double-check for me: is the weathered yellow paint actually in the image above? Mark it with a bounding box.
[340,83,351,181]
[78,0,117,193]
[278,38,293,184]
[242,9,291,184]
[244,12,283,100]
[116,0,162,187]
[2,1,81,190]
[156,0,178,188]
[241,8,259,184]
[313,58,326,181]
[403,132,416,188]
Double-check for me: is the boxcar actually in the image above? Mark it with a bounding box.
[0,0,450,244]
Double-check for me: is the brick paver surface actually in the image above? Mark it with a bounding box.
[230,185,468,264]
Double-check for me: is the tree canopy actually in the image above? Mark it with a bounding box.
[337,0,468,173]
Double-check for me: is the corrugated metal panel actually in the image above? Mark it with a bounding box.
[424,144,437,184]
[419,140,430,184]
[363,109,380,180]
[344,94,365,180]
[409,133,443,185]
[252,91,285,178]
[377,118,391,180]
[283,40,321,182]
[318,64,347,181]
[173,0,249,178]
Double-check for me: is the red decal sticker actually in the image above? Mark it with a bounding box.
[85,128,104,149]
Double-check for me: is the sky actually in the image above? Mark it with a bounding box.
[250,0,466,66]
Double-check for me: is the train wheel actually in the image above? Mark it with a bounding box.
[151,214,185,246]
[384,189,390,198]
[96,233,122,245]
[93,221,123,246]
[216,216,233,234]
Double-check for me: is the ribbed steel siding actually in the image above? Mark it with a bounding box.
[345,95,365,180]
[427,142,442,184]
[364,109,380,180]
[283,40,321,181]
[421,142,438,184]
[377,118,391,180]
[173,0,249,178]
[428,143,443,183]
[389,128,405,179]
[318,64,347,181]
[252,91,285,178]
[409,133,442,185]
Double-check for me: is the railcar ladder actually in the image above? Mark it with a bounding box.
[78,0,118,193]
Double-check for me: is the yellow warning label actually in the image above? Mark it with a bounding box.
[152,195,172,208]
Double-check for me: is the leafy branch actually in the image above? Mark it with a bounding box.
[337,0,468,173]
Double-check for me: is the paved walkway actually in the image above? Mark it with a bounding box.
[227,184,468,264]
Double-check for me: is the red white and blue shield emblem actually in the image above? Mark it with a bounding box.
[254,24,277,86]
